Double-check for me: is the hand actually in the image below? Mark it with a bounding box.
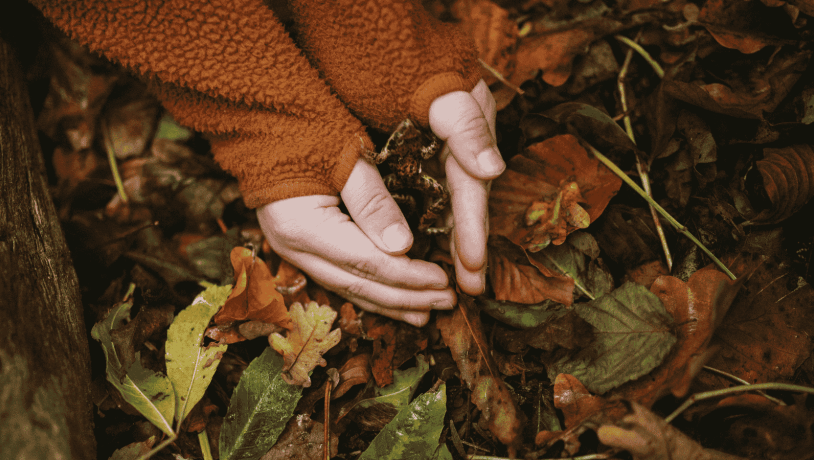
[428,79,505,296]
[256,158,456,327]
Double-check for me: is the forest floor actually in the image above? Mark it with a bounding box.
[22,0,814,459]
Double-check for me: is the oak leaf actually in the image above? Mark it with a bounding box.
[269,302,342,387]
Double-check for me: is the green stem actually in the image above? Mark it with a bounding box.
[102,117,129,202]
[614,35,665,78]
[199,430,214,460]
[586,144,736,280]
[137,433,177,460]
[665,382,814,424]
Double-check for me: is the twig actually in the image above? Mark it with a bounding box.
[614,35,665,78]
[616,31,673,270]
[585,143,736,280]
[102,117,129,202]
[324,378,333,460]
[136,433,177,460]
[470,454,612,460]
[665,382,814,424]
[702,366,786,406]
[478,58,525,95]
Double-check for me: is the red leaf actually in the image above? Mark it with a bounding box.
[488,236,575,305]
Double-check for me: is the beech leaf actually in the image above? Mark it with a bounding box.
[547,282,677,394]
[269,302,342,387]
[219,347,303,460]
[528,231,614,301]
[166,283,231,425]
[747,144,814,225]
[91,288,175,436]
[358,383,451,460]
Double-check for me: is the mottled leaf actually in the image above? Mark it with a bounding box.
[219,348,303,460]
[166,284,231,425]
[547,282,677,394]
[269,302,342,387]
[358,384,449,460]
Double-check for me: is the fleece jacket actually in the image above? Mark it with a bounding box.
[29,0,481,207]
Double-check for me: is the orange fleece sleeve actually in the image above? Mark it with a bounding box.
[29,0,374,207]
[287,0,482,131]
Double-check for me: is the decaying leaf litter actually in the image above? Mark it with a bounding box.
[30,0,814,458]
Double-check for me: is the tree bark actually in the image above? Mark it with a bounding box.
[0,31,95,460]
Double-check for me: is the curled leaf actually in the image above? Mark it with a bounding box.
[747,144,814,225]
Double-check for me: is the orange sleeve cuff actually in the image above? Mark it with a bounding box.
[409,72,482,128]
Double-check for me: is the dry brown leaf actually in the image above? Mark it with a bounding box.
[512,28,594,87]
[214,247,291,329]
[361,314,428,387]
[553,374,606,429]
[488,235,575,305]
[437,294,525,451]
[260,414,337,460]
[269,301,341,387]
[747,144,814,225]
[452,0,518,85]
[333,353,371,400]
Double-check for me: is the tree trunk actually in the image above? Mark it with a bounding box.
[0,31,96,460]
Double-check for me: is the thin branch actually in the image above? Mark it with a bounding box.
[479,58,525,95]
[615,35,665,78]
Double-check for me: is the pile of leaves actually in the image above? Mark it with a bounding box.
[26,0,814,458]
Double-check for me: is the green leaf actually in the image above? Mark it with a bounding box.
[358,355,430,411]
[480,297,563,329]
[166,284,232,426]
[155,112,193,141]
[92,288,175,436]
[219,348,303,460]
[358,383,449,460]
[547,282,676,394]
[528,231,614,301]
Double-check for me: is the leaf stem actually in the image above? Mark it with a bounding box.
[478,58,525,95]
[665,382,814,424]
[702,366,786,406]
[586,143,736,280]
[199,430,214,460]
[102,117,129,203]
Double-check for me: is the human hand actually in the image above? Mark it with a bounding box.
[256,158,456,327]
[428,79,505,296]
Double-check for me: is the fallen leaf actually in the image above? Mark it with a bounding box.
[480,297,564,329]
[333,353,371,400]
[452,0,518,86]
[546,282,677,394]
[259,414,337,460]
[220,348,303,460]
[91,287,176,437]
[490,134,621,252]
[698,0,792,54]
[527,231,614,301]
[166,284,231,425]
[747,144,814,225]
[362,314,429,387]
[700,256,814,385]
[108,436,156,460]
[494,309,593,353]
[553,374,606,429]
[269,301,342,387]
[437,294,525,450]
[357,383,452,460]
[488,235,575,305]
[214,247,291,334]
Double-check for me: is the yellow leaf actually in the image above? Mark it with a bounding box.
[269,302,341,387]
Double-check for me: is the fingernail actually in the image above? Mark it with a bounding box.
[477,148,505,176]
[431,299,455,310]
[404,312,429,327]
[382,223,412,252]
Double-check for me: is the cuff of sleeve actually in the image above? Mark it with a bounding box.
[409,72,481,128]
[240,131,372,208]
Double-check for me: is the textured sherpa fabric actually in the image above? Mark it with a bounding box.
[29,0,479,207]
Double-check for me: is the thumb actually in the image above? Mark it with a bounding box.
[428,90,505,179]
[341,158,413,254]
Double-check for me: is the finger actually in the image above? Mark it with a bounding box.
[258,200,449,290]
[341,158,413,254]
[446,154,489,273]
[428,91,505,179]
[281,249,457,311]
[470,80,497,137]
[450,223,486,296]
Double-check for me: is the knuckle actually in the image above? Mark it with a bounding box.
[355,190,394,222]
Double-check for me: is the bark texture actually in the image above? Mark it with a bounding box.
[0,31,95,460]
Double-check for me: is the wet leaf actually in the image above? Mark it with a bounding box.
[437,295,525,449]
[490,134,621,252]
[488,235,575,305]
[91,289,176,436]
[547,282,677,394]
[269,302,342,387]
[166,284,231,425]
[358,383,450,460]
[220,348,303,460]
[215,247,291,330]
[747,144,814,225]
